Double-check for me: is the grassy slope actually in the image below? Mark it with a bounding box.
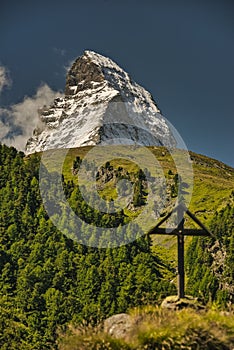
[41,146,234,267]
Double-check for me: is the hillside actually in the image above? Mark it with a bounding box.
[53,145,234,257]
[41,145,234,222]
[0,143,233,349]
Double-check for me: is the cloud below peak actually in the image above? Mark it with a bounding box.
[0,83,63,151]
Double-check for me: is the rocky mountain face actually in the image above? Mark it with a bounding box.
[25,51,176,154]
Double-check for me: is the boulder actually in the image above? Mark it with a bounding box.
[103,313,134,339]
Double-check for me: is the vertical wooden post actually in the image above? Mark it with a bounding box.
[148,203,212,301]
[177,204,185,299]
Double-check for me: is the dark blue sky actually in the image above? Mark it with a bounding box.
[0,0,233,166]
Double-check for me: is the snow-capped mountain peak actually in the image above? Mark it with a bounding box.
[25,50,175,154]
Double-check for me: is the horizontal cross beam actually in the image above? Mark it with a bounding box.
[149,228,211,236]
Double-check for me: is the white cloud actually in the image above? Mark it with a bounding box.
[0,65,12,94]
[0,84,63,151]
[0,120,10,139]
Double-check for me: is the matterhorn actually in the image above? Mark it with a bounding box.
[26,50,175,154]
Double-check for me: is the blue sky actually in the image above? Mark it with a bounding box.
[0,0,233,166]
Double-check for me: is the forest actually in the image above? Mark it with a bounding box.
[0,144,233,349]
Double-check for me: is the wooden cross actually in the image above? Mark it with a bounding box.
[148,202,213,299]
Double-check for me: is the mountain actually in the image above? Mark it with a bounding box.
[1,51,233,349]
[25,51,175,154]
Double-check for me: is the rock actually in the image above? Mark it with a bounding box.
[161,295,206,310]
[103,313,134,339]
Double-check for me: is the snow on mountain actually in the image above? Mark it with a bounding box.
[25,50,176,154]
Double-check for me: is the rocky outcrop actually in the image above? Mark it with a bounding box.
[65,54,104,95]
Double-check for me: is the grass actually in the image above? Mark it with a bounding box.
[58,306,234,349]
[59,333,131,350]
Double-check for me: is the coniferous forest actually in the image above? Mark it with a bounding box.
[0,144,233,349]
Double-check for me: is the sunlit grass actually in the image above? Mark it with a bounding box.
[59,306,234,350]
